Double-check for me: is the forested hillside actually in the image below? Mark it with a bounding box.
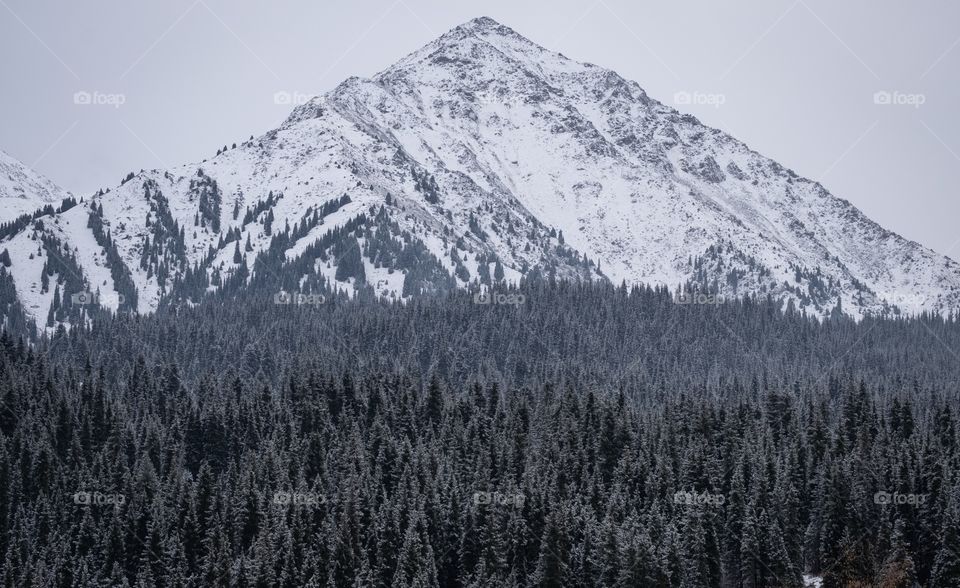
[1,281,959,586]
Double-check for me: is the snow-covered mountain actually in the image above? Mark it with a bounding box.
[2,16,959,331]
[0,150,72,223]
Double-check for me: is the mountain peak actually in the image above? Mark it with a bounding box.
[441,16,536,48]
[375,15,577,87]
[5,16,959,325]
[455,16,503,31]
[0,149,71,221]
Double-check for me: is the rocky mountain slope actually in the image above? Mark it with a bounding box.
[0,150,72,222]
[1,16,958,332]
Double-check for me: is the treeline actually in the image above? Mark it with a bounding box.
[39,280,960,396]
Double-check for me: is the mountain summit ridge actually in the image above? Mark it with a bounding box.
[1,17,957,329]
[0,150,73,222]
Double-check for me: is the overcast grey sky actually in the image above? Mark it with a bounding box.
[2,0,958,257]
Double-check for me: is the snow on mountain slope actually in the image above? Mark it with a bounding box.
[3,203,120,324]
[0,150,72,223]
[1,16,958,330]
[345,16,960,317]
